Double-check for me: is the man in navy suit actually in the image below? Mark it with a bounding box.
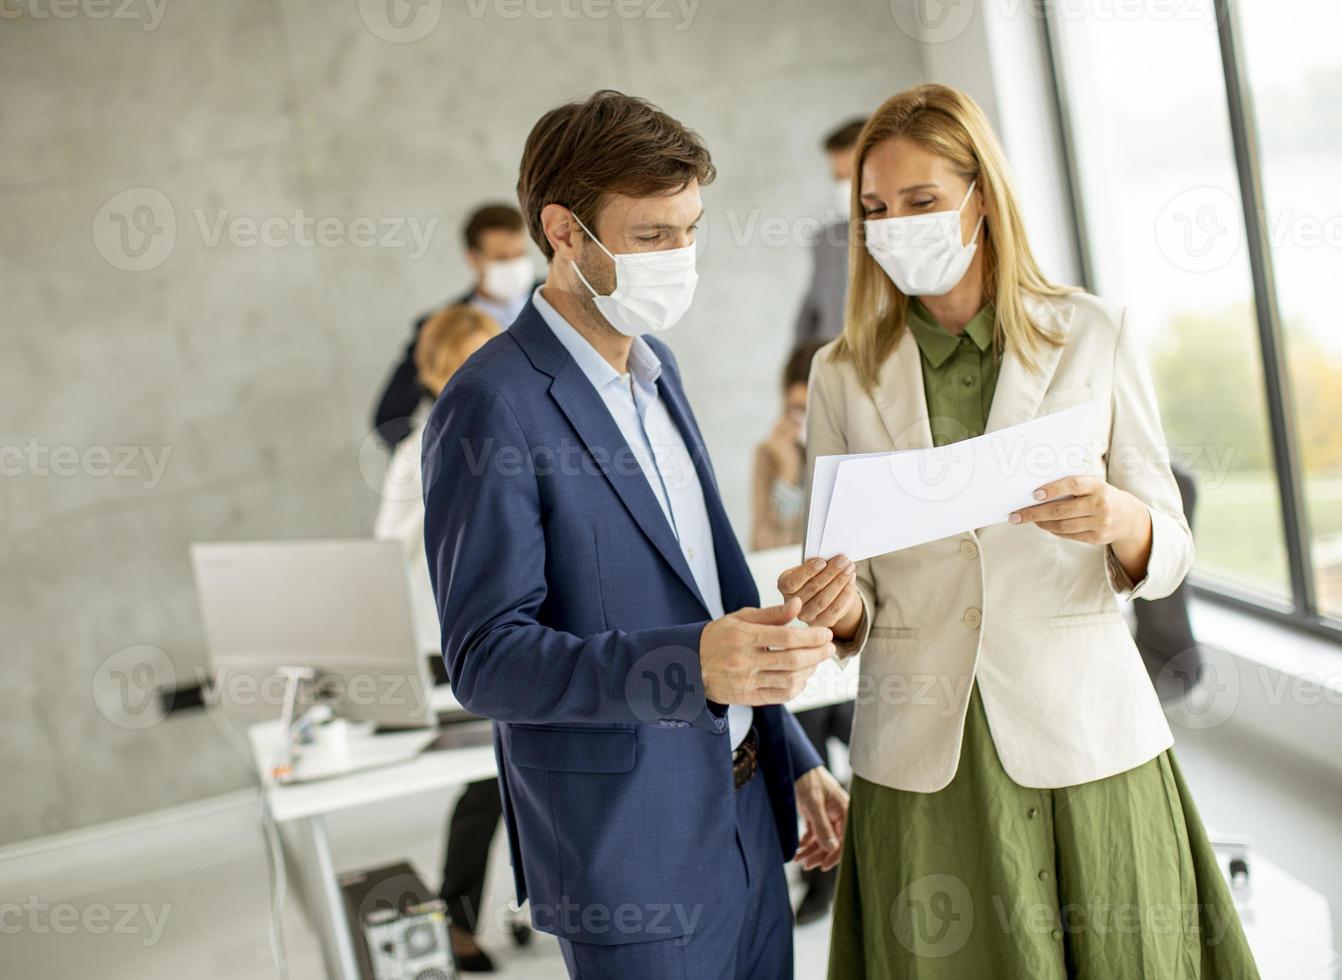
[422,90,859,978]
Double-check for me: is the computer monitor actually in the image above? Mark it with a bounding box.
[191,539,434,729]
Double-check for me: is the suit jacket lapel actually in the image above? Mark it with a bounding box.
[657,375,760,611]
[547,359,711,617]
[985,293,1075,433]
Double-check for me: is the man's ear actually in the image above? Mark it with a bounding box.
[541,204,580,261]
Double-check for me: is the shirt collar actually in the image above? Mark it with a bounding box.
[531,286,662,393]
[470,289,528,328]
[906,298,996,368]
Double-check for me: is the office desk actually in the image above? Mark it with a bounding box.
[248,689,496,980]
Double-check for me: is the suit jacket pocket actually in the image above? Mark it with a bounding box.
[871,625,918,640]
[509,726,637,773]
[1039,384,1094,414]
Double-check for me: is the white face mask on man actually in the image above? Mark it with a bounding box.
[568,212,699,337]
[864,180,984,297]
[481,255,535,302]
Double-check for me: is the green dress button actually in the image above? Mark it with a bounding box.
[1038,870,1050,881]
[1051,929,1063,942]
[1027,807,1038,819]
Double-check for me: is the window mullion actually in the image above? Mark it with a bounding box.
[1212,0,1318,618]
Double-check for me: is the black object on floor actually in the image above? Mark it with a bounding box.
[795,867,837,926]
[339,860,456,979]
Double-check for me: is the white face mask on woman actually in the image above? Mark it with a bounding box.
[569,212,699,337]
[864,180,984,297]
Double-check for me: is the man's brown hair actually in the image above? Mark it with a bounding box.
[516,89,716,260]
[463,204,525,251]
[783,339,827,390]
[823,117,868,154]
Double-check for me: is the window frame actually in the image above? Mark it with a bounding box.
[1041,0,1340,643]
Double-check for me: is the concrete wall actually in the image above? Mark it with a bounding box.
[0,0,924,841]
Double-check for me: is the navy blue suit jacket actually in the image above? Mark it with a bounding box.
[421,301,823,946]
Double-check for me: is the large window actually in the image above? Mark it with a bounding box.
[1047,0,1339,634]
[1236,0,1342,619]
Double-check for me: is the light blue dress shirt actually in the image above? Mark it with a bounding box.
[469,288,529,329]
[533,288,752,749]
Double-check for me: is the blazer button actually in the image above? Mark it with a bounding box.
[959,539,979,560]
[963,607,982,629]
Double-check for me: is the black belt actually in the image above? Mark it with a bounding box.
[732,727,759,791]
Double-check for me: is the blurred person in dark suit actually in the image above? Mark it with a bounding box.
[372,204,536,449]
[793,117,866,344]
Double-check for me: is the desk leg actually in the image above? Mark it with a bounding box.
[294,814,361,980]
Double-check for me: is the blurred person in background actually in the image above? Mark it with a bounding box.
[777,84,1258,978]
[793,117,867,344]
[373,204,536,449]
[751,337,856,926]
[751,339,825,552]
[374,304,505,973]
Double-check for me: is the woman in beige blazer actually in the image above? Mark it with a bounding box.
[778,85,1258,978]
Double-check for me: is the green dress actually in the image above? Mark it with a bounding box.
[827,301,1259,979]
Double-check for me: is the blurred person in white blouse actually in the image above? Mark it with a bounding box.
[374,303,502,972]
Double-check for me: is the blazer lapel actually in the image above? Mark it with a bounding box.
[658,375,759,611]
[508,305,711,613]
[871,330,934,451]
[547,360,711,616]
[985,293,1075,433]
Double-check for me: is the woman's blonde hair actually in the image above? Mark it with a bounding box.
[414,304,501,393]
[834,84,1074,390]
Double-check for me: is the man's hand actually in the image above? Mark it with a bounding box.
[1010,475,1154,582]
[777,556,862,640]
[700,598,834,706]
[794,767,848,872]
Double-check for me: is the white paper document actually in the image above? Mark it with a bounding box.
[805,401,1101,562]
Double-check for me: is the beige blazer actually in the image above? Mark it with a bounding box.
[808,291,1192,792]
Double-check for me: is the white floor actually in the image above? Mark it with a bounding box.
[0,783,831,980]
[2,724,1340,980]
